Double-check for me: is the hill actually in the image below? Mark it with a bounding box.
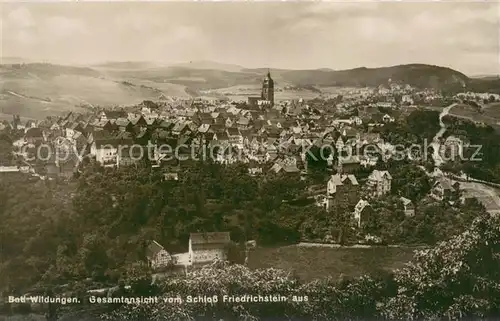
[92,61,166,70]
[108,64,471,91]
[2,61,499,119]
[470,75,500,80]
[0,63,190,119]
[171,60,245,72]
[273,64,469,89]
[0,56,34,64]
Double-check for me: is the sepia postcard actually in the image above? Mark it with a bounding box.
[1,1,500,320]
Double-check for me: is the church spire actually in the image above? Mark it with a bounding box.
[261,69,274,107]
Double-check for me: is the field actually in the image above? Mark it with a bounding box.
[448,103,500,125]
[247,245,418,282]
[459,181,500,214]
[205,84,324,102]
[0,64,190,119]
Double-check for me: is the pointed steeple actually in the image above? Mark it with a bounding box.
[261,69,274,107]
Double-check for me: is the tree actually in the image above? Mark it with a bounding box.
[390,162,432,202]
[380,213,500,320]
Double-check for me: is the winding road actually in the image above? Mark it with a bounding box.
[430,103,456,167]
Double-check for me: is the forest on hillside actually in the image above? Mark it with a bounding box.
[0,156,487,298]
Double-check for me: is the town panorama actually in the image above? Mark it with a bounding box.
[1,1,500,321]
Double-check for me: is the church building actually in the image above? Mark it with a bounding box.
[248,70,274,107]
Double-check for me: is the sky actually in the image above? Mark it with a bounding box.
[1,1,499,76]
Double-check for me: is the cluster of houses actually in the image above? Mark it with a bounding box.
[320,169,415,229]
[319,168,469,230]
[1,95,405,180]
[1,82,491,253]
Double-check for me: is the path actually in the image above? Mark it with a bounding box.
[430,103,456,167]
[293,242,427,249]
[6,91,29,99]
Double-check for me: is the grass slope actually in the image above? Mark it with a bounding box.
[248,245,418,282]
[0,64,189,119]
[448,103,500,125]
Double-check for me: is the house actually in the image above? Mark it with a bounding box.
[430,178,460,201]
[0,166,30,179]
[129,114,147,129]
[350,116,363,126]
[376,102,393,108]
[198,124,211,134]
[326,174,360,210]
[444,135,465,157]
[25,128,44,144]
[197,112,213,125]
[91,138,132,167]
[147,241,173,270]
[382,114,395,123]
[225,117,234,128]
[100,110,127,121]
[171,121,189,136]
[25,119,38,129]
[353,199,373,228]
[65,122,84,139]
[226,127,243,147]
[248,161,263,176]
[366,170,392,197]
[271,157,301,174]
[335,136,346,152]
[342,127,359,140]
[236,117,251,130]
[460,189,477,205]
[188,232,231,266]
[402,95,414,105]
[158,120,174,131]
[134,130,151,147]
[92,119,115,132]
[400,197,415,216]
[115,118,133,132]
[337,155,361,173]
[116,145,144,167]
[0,120,10,131]
[163,172,179,181]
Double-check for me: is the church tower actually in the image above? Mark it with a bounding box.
[261,69,274,106]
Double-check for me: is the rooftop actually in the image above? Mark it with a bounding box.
[190,232,231,245]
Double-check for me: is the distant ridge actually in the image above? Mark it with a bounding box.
[0,57,33,64]
[470,75,500,80]
[92,61,165,69]
[243,64,469,89]
[171,60,244,72]
[2,61,500,121]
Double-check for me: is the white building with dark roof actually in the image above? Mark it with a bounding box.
[188,232,231,266]
[147,241,173,270]
[366,170,392,197]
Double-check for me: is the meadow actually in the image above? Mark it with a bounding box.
[448,103,500,125]
[0,64,189,119]
[247,245,418,282]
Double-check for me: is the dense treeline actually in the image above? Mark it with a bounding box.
[55,213,499,321]
[375,110,441,146]
[0,155,486,299]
